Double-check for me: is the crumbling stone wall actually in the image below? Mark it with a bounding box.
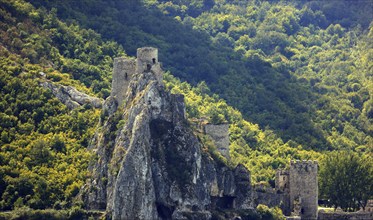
[318,210,373,220]
[204,123,230,160]
[254,187,283,208]
[276,169,289,193]
[275,169,291,215]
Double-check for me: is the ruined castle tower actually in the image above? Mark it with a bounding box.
[111,58,136,107]
[289,160,318,220]
[111,47,162,107]
[275,161,318,219]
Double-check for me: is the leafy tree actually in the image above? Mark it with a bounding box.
[319,151,373,211]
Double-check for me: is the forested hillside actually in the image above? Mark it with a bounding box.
[0,0,124,211]
[29,0,372,151]
[0,0,372,213]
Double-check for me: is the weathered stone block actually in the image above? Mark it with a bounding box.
[204,123,230,160]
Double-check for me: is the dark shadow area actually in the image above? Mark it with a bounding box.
[156,202,174,220]
[149,119,193,189]
[211,196,236,210]
[29,0,331,149]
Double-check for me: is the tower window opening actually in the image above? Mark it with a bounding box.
[152,58,156,64]
[125,72,128,80]
[147,64,152,71]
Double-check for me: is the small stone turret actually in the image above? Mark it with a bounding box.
[289,160,318,220]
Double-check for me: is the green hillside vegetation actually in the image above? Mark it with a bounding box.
[28,0,372,152]
[0,0,124,210]
[0,0,372,213]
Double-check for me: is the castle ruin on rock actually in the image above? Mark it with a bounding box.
[83,47,320,220]
[83,47,255,219]
[111,47,163,107]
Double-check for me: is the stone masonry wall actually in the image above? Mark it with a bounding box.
[136,47,158,74]
[276,169,289,193]
[111,58,136,107]
[318,210,373,220]
[289,160,318,220]
[204,123,230,160]
[111,47,162,107]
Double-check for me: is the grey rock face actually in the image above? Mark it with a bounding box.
[41,81,103,109]
[82,48,254,220]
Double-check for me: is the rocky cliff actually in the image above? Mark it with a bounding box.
[81,48,252,220]
[41,81,103,109]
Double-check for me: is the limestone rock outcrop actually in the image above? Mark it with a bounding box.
[82,48,252,220]
[41,81,103,109]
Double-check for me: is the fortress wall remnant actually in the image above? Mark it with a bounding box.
[275,169,291,216]
[204,124,230,160]
[150,62,163,85]
[111,58,136,107]
[276,169,289,193]
[289,160,318,220]
[318,209,373,220]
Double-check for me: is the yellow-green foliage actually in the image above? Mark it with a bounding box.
[40,0,372,153]
[0,51,99,210]
[256,204,285,220]
[1,0,372,212]
[0,0,117,211]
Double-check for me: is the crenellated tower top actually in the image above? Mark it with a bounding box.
[290,160,318,173]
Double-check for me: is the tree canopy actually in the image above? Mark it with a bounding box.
[319,151,373,211]
[0,0,372,213]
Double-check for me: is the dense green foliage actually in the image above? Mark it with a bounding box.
[0,0,124,211]
[319,152,373,212]
[28,0,373,152]
[0,0,372,213]
[0,206,103,220]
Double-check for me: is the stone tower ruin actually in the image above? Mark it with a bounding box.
[289,160,318,220]
[276,160,318,220]
[111,47,163,107]
[111,58,136,107]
